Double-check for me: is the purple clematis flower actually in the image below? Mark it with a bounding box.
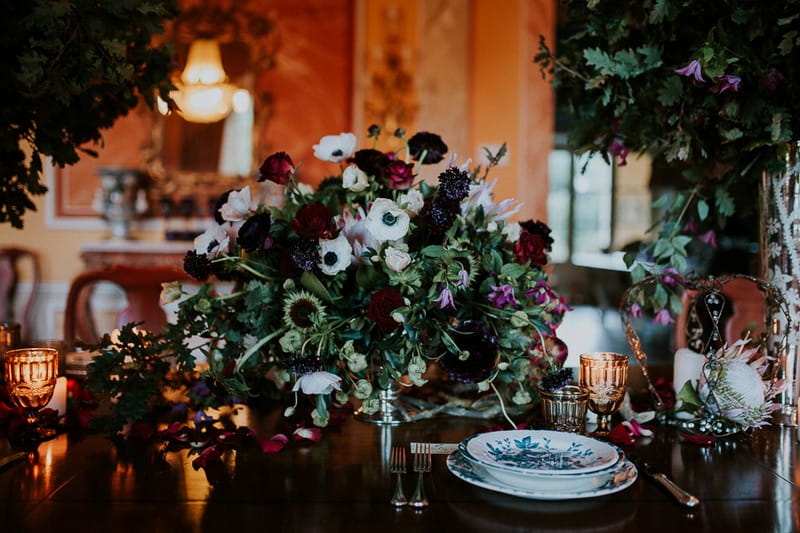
[698,229,718,248]
[525,280,557,305]
[764,70,785,92]
[674,60,705,83]
[609,139,629,167]
[457,268,470,288]
[653,309,675,326]
[488,284,517,309]
[710,75,741,94]
[433,287,456,310]
[630,302,643,320]
[662,267,681,287]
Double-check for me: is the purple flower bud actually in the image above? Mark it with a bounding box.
[653,309,675,326]
[609,139,629,167]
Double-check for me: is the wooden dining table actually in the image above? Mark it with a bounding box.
[1,396,798,533]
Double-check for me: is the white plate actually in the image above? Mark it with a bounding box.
[447,451,637,501]
[477,449,626,492]
[460,430,619,476]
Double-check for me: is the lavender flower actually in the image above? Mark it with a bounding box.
[710,75,741,94]
[488,284,517,308]
[457,268,470,288]
[653,309,675,326]
[674,59,705,82]
[433,287,456,310]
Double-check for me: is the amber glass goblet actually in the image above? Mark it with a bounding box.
[4,348,59,442]
[579,352,628,437]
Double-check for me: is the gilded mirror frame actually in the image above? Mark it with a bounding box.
[142,2,279,204]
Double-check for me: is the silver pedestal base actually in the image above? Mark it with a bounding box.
[354,387,417,426]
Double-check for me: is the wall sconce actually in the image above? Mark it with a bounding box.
[157,38,245,123]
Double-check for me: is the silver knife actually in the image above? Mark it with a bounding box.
[636,457,700,507]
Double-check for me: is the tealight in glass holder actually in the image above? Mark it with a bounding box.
[539,385,589,433]
[4,347,59,442]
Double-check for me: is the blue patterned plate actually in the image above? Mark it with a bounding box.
[447,451,637,500]
[460,430,619,476]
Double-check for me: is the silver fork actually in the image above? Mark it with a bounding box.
[390,446,408,507]
[410,442,431,507]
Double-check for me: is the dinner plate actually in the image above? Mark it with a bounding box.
[476,449,626,492]
[447,451,637,501]
[460,430,619,476]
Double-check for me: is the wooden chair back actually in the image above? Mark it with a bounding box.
[63,264,192,349]
[0,247,41,343]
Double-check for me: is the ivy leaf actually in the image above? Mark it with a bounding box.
[715,189,735,217]
[697,199,710,221]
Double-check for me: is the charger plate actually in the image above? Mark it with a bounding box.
[460,430,619,476]
[447,451,637,501]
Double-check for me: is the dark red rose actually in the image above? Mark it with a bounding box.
[292,203,335,239]
[513,232,548,267]
[259,152,295,185]
[368,288,404,333]
[386,160,415,190]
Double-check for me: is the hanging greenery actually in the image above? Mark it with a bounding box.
[0,0,178,228]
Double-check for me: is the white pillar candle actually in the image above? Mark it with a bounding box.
[47,376,68,417]
[673,348,706,395]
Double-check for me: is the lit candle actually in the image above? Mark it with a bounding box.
[673,348,706,395]
[47,376,68,417]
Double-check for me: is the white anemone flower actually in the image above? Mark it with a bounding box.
[319,233,353,275]
[384,246,412,272]
[342,165,369,192]
[292,371,342,395]
[365,198,410,242]
[313,132,357,162]
[398,189,424,216]
[337,206,378,264]
[219,186,255,222]
[193,223,230,259]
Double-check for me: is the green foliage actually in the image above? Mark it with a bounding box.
[537,1,800,314]
[1,0,177,228]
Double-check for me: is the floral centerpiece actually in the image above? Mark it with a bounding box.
[535,1,800,317]
[88,128,569,431]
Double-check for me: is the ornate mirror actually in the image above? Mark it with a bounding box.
[143,2,279,211]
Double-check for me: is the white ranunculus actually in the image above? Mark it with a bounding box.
[365,198,410,242]
[296,182,315,196]
[292,371,342,395]
[219,186,254,222]
[384,246,412,272]
[318,234,353,275]
[342,165,369,192]
[398,189,424,216]
[193,223,230,259]
[313,132,357,162]
[502,221,521,242]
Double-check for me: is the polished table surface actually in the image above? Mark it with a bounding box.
[1,405,799,533]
